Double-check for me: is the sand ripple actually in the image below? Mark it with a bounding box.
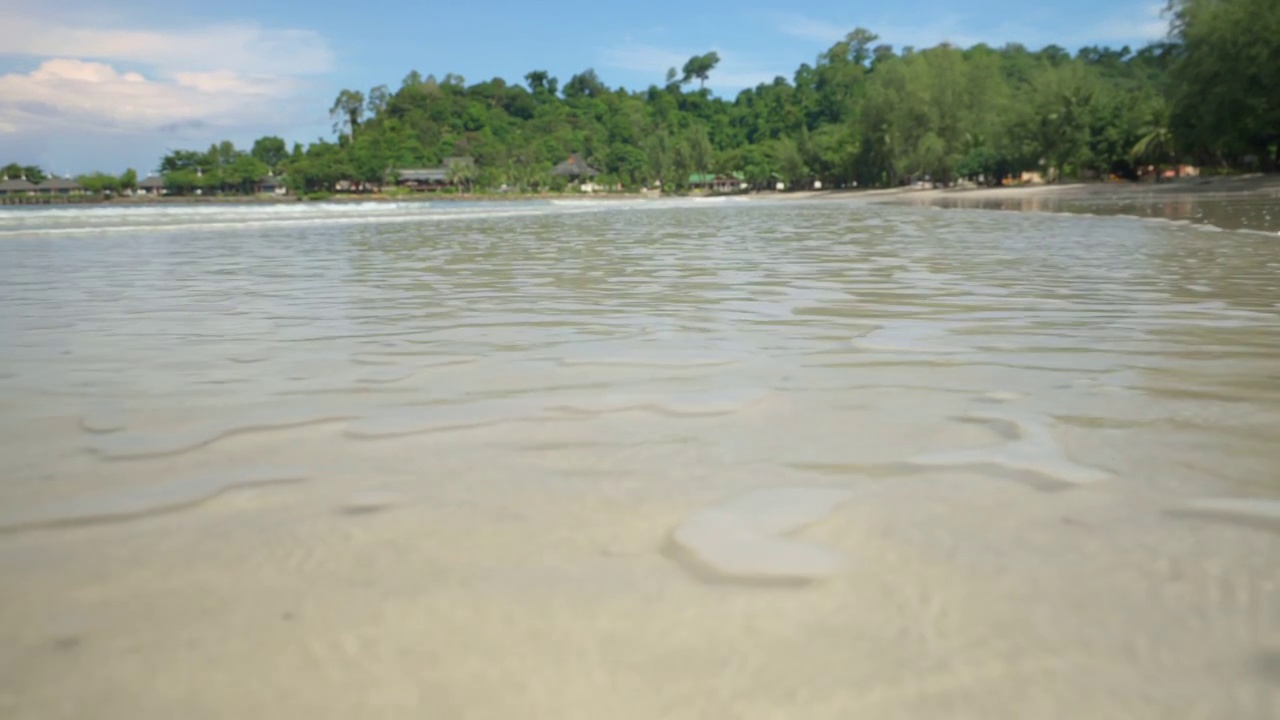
[667,487,853,584]
[0,466,307,533]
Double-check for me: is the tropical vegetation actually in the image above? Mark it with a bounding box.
[2,0,1276,197]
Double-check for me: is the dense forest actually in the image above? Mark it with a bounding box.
[4,0,1277,196]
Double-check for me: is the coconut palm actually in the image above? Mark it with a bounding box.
[447,159,475,194]
[1131,102,1177,182]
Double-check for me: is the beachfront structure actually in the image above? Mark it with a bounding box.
[136,175,166,196]
[393,156,475,192]
[37,177,83,195]
[551,154,601,192]
[394,167,448,191]
[0,177,37,198]
[688,172,747,193]
[257,174,287,195]
[551,154,599,183]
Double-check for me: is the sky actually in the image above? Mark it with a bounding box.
[0,0,1172,175]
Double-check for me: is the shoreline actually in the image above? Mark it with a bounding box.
[774,172,1280,203]
[777,174,1280,233]
[4,175,1278,234]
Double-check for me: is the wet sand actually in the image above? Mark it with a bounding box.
[5,414,1278,719]
[1,199,1278,719]
[785,173,1280,234]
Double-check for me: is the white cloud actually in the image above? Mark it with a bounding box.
[0,9,333,169]
[0,59,299,131]
[0,15,333,76]
[600,40,780,91]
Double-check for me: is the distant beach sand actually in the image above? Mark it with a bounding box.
[768,174,1280,233]
[772,172,1279,203]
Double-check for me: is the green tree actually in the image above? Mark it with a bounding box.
[1168,0,1280,169]
[681,52,721,89]
[144,6,1278,199]
[251,136,289,171]
[224,155,270,193]
[164,169,201,195]
[1,163,48,182]
[1131,99,1177,181]
[447,158,476,193]
[330,89,366,140]
[367,85,391,117]
[76,172,120,194]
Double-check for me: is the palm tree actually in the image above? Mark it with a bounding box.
[1131,102,1177,182]
[447,160,475,194]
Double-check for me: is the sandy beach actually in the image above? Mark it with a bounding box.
[781,173,1280,203]
[2,194,1278,720]
[769,174,1280,233]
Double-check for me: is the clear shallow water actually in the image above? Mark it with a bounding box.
[1,199,1279,719]
[922,189,1280,234]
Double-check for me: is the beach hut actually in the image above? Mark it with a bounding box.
[37,177,83,195]
[136,175,166,196]
[688,172,747,193]
[551,154,600,192]
[393,156,476,192]
[394,168,449,191]
[257,174,288,195]
[0,177,37,198]
[552,154,599,183]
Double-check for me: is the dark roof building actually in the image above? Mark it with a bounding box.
[396,168,449,183]
[38,177,83,193]
[0,177,37,194]
[551,154,599,178]
[137,175,166,190]
[258,174,286,190]
[393,157,476,191]
[688,172,747,193]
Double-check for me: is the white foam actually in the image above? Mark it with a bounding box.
[0,199,657,238]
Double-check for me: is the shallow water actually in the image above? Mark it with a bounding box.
[923,189,1280,234]
[1,198,1279,719]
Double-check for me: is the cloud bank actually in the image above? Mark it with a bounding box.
[0,9,334,170]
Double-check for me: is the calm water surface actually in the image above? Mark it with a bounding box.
[1,198,1278,719]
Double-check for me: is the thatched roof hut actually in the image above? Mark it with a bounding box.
[551,154,599,178]
[0,177,37,193]
[38,177,82,193]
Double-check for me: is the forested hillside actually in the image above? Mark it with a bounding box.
[6,0,1276,195]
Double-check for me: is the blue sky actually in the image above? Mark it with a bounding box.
[0,0,1171,174]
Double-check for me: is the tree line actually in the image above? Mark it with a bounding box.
[0,163,140,195]
[4,0,1276,196]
